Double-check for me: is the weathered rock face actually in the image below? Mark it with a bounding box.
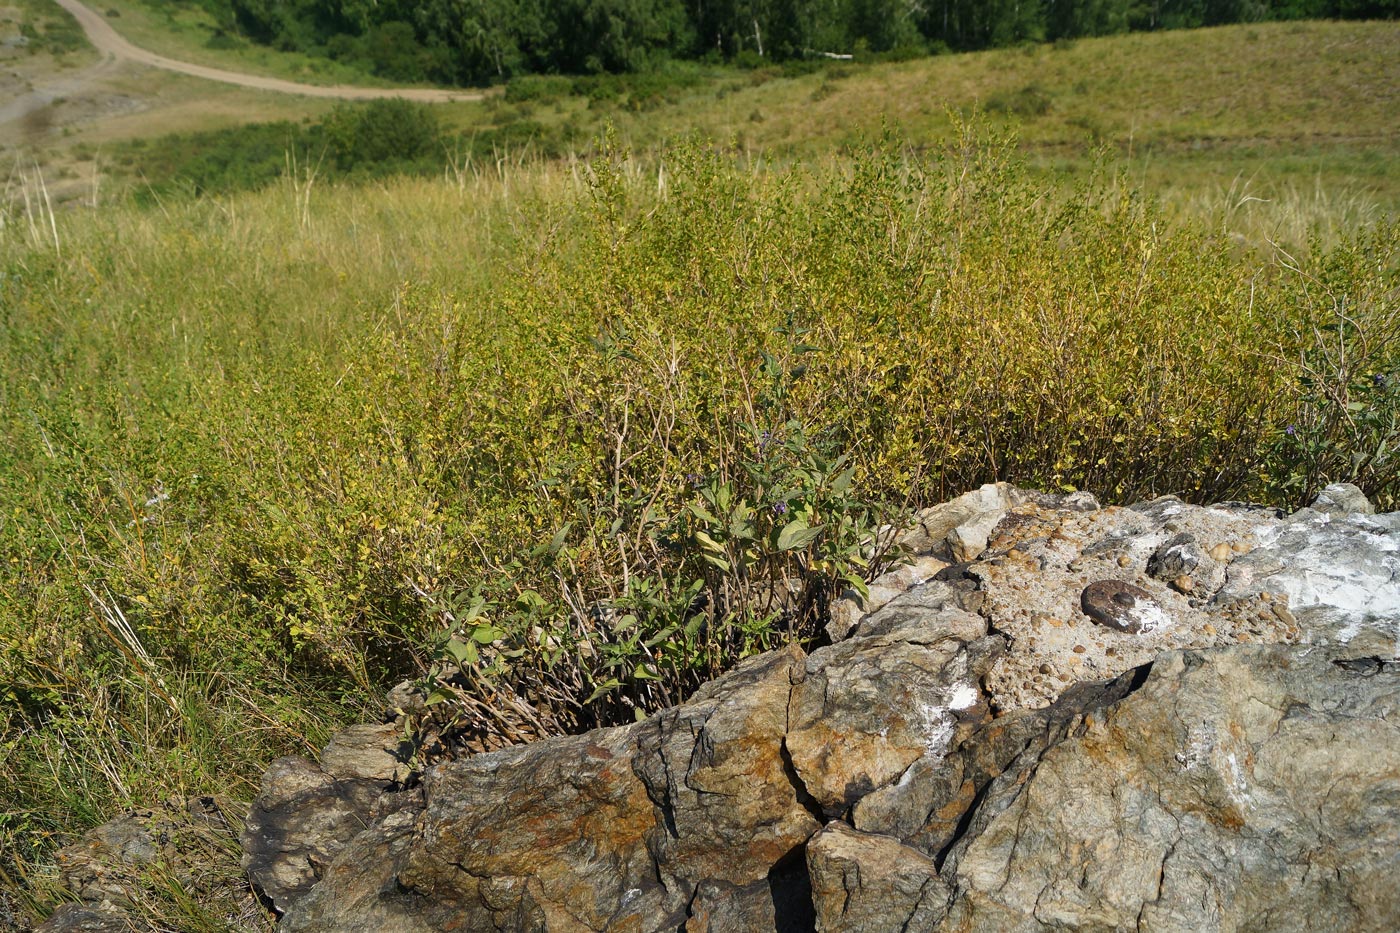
[278,646,820,932]
[787,607,994,817]
[805,822,947,931]
[36,483,1400,933]
[241,723,419,914]
[940,646,1400,932]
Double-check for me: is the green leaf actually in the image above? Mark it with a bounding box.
[688,502,719,526]
[694,529,726,553]
[701,552,732,572]
[458,595,487,624]
[471,624,505,644]
[776,519,823,551]
[843,572,871,601]
[444,637,478,666]
[585,679,623,704]
[632,662,661,681]
[643,625,677,648]
[552,522,575,553]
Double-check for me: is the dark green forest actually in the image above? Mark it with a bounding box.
[203,0,1397,84]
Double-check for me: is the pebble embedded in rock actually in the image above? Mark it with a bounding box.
[1081,580,1169,634]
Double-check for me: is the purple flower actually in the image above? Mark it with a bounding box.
[773,501,788,515]
[1376,373,1389,389]
[1285,425,1297,436]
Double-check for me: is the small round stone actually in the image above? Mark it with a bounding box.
[1081,579,1169,635]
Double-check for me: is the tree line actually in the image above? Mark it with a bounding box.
[212,0,1397,84]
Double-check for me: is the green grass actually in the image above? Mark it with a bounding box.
[558,22,1400,207]
[1,0,92,59]
[0,0,97,74]
[1,19,1398,931]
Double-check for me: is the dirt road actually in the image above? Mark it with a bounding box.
[46,0,481,102]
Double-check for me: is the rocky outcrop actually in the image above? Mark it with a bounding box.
[33,796,257,933]
[241,725,420,914]
[37,482,1400,932]
[937,645,1400,932]
[278,646,820,932]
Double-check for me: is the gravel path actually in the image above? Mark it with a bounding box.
[3,0,480,130]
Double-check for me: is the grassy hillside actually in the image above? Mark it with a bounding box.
[6,19,1398,219]
[1,18,1398,932]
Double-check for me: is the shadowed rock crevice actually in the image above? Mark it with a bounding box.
[766,846,817,933]
[778,738,828,826]
[1333,656,1400,676]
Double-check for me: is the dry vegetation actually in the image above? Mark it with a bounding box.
[0,14,1397,932]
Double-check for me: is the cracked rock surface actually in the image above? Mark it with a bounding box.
[36,484,1400,932]
[942,646,1400,932]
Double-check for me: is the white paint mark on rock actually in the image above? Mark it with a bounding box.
[917,703,956,756]
[948,683,980,711]
[1125,603,1172,635]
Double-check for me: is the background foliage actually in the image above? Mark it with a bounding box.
[174,0,1400,84]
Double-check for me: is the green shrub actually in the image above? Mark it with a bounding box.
[986,82,1053,117]
[505,74,577,104]
[321,99,444,171]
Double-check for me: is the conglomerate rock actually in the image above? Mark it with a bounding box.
[36,483,1400,933]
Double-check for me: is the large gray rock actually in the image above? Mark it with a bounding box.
[1310,481,1375,515]
[242,723,417,914]
[806,823,947,931]
[261,489,1399,933]
[940,646,1400,931]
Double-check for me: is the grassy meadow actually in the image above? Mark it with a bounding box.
[1,15,1398,932]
